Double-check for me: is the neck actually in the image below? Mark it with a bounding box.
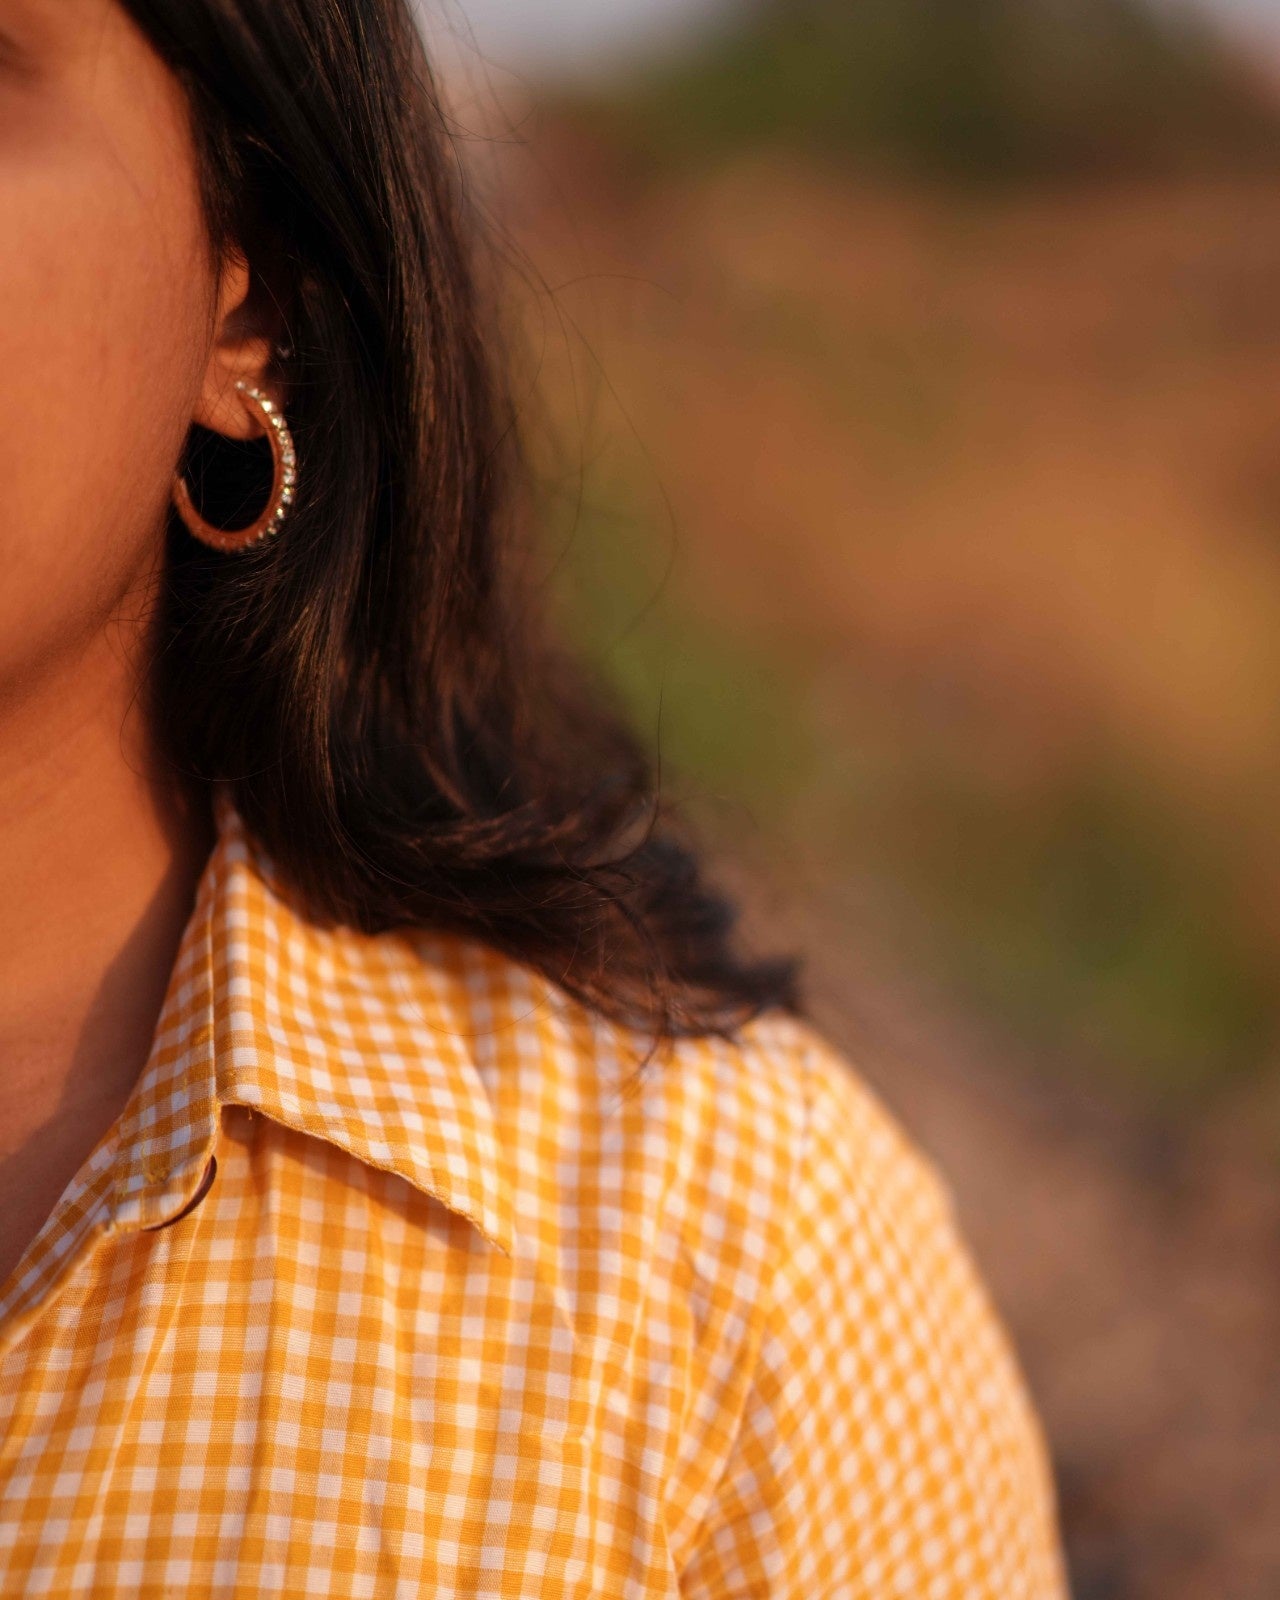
[0,624,213,1281]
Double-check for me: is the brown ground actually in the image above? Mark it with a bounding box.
[499,139,1280,950]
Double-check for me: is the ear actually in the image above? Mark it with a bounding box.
[191,248,288,442]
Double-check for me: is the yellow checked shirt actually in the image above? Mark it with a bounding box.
[0,796,1069,1598]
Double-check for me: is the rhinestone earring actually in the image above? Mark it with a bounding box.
[172,380,297,553]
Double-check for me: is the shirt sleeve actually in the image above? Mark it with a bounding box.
[677,1032,1071,1600]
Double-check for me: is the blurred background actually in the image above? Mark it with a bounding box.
[419,3,1280,1594]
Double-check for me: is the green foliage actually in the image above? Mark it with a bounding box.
[873,763,1278,1093]
[542,472,820,818]
[545,474,1279,1094]
[572,0,1280,182]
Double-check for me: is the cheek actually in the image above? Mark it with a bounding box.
[0,49,210,684]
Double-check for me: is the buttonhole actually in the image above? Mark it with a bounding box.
[143,1156,218,1232]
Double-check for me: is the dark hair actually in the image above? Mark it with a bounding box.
[122,0,803,1053]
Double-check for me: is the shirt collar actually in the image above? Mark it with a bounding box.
[112,788,518,1256]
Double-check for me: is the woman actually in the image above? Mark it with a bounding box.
[0,1,1069,1594]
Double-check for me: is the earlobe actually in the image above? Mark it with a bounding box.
[191,252,286,441]
[192,345,280,440]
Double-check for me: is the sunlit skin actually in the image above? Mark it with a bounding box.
[0,0,283,1286]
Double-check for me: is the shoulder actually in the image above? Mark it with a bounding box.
[304,907,974,1336]
[219,822,1070,1595]
[441,962,1067,1597]
[432,929,898,1277]
[647,1019,1069,1599]
[449,937,952,1296]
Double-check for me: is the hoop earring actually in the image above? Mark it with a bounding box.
[172,380,297,553]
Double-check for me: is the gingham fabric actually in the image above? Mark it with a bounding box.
[0,794,1069,1598]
